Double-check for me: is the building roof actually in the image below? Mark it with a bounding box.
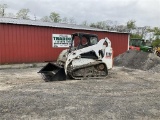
[0,17,129,34]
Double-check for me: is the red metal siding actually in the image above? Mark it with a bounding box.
[0,23,129,64]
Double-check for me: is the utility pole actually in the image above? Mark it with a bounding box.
[34,14,37,21]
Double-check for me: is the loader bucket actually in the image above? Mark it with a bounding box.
[38,63,66,81]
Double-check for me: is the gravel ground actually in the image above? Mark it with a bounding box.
[0,66,160,120]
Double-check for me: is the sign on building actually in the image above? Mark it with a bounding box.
[52,34,72,48]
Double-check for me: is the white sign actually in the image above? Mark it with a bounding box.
[52,34,72,48]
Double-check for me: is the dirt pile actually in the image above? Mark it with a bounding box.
[114,50,160,72]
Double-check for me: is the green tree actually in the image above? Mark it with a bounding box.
[153,27,160,35]
[146,26,153,32]
[127,20,136,31]
[152,38,160,47]
[16,8,30,19]
[153,28,160,47]
[49,12,61,23]
[130,34,142,39]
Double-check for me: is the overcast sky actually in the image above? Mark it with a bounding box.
[0,0,160,27]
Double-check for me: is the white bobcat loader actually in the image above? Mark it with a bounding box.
[38,32,113,81]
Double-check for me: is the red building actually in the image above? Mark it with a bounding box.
[0,18,129,64]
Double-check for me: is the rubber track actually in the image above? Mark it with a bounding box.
[68,61,108,79]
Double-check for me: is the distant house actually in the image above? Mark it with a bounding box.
[130,27,147,36]
[142,32,160,42]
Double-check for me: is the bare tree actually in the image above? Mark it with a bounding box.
[16,8,30,19]
[90,23,96,28]
[89,20,120,31]
[62,17,68,23]
[0,4,7,17]
[116,25,128,32]
[41,16,51,22]
[81,20,88,26]
[6,13,15,18]
[69,17,76,24]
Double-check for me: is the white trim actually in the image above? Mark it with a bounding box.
[128,34,130,50]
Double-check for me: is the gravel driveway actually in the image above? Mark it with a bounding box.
[0,66,160,120]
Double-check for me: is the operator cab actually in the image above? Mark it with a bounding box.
[69,32,99,59]
[69,32,98,51]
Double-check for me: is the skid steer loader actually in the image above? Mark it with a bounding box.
[38,32,113,81]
